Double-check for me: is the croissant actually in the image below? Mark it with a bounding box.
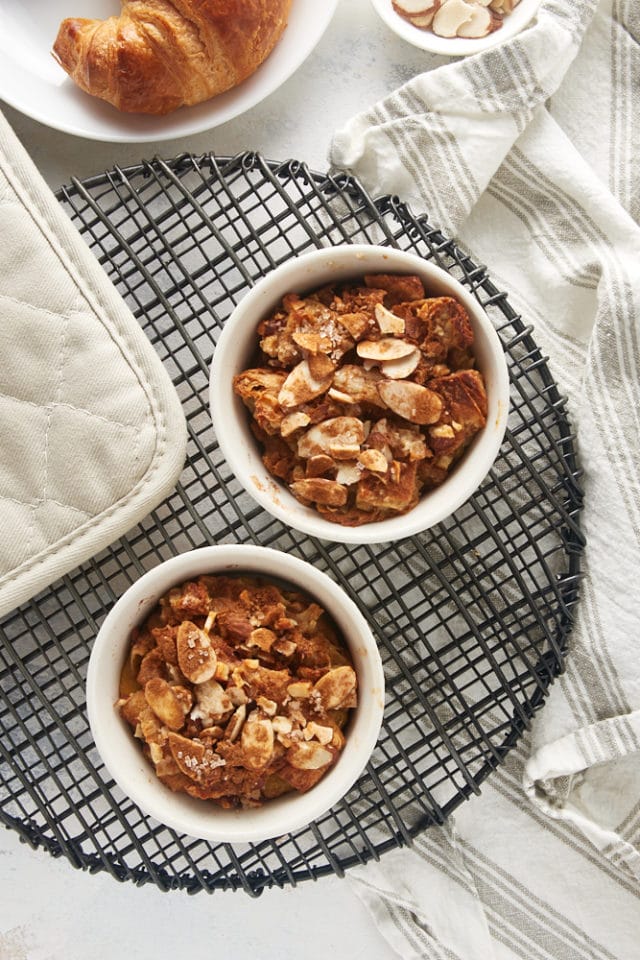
[52,0,293,115]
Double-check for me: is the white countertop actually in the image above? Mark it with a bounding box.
[0,826,395,960]
[0,2,438,958]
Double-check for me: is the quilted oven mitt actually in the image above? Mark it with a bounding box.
[0,111,188,617]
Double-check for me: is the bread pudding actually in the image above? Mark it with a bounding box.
[117,574,358,808]
[233,272,488,527]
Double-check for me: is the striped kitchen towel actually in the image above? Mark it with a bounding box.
[330,0,640,957]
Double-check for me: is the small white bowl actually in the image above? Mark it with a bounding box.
[210,244,510,544]
[369,0,542,57]
[87,545,385,844]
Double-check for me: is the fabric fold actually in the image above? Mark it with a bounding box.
[330,0,598,235]
[524,712,640,879]
[350,731,640,960]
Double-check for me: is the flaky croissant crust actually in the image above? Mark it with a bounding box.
[53,0,293,115]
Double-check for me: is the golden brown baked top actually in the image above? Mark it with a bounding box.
[233,273,489,526]
[117,574,357,808]
[53,0,293,115]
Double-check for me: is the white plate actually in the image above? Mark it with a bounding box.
[369,0,541,57]
[0,0,338,142]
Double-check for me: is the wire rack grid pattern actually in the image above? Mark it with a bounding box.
[0,153,584,896]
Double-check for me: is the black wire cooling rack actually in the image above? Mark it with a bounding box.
[0,153,584,895]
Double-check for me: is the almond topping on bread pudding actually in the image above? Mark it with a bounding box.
[117,575,358,808]
[233,273,488,526]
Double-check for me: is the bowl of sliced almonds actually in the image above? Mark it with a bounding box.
[210,244,510,544]
[87,544,385,843]
[370,0,542,55]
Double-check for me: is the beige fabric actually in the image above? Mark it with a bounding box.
[0,110,187,616]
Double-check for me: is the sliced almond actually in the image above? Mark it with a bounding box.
[374,302,405,335]
[281,410,311,437]
[297,417,365,461]
[335,461,363,486]
[328,387,356,404]
[410,11,438,25]
[289,477,348,506]
[430,423,456,439]
[176,621,218,684]
[272,637,297,657]
[357,338,417,362]
[305,453,338,477]
[393,0,441,24]
[256,696,278,716]
[380,347,420,380]
[167,731,206,779]
[377,379,443,425]
[291,330,331,354]
[457,4,500,36]
[241,718,275,768]
[138,706,163,745]
[303,721,334,745]
[190,678,233,724]
[287,741,334,771]
[314,665,358,710]
[334,311,369,339]
[393,0,437,12]
[118,690,147,728]
[332,365,387,406]
[144,678,191,731]
[287,680,313,699]
[227,685,249,706]
[432,0,474,37]
[272,715,293,735]
[307,353,336,381]
[278,359,332,409]
[358,448,389,474]
[225,703,247,742]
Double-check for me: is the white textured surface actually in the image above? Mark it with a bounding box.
[0,1,429,956]
[0,827,395,960]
